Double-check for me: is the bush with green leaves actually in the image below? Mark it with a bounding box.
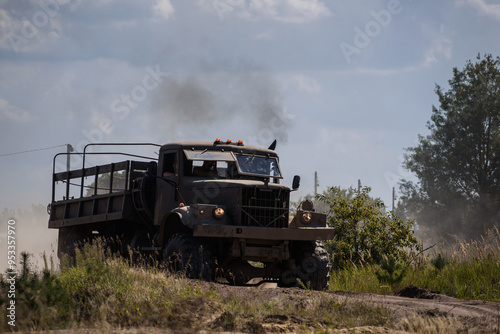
[316,186,421,270]
[0,252,73,331]
[376,256,408,286]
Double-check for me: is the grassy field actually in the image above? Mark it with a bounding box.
[1,228,499,332]
[0,241,397,332]
[329,227,500,302]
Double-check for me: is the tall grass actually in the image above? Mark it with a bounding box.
[58,239,220,329]
[329,227,500,302]
[403,226,500,301]
[0,240,221,332]
[1,229,499,332]
[0,239,395,332]
[328,264,386,294]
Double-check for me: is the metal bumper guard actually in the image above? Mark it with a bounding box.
[193,224,335,241]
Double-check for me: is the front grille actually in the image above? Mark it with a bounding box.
[241,187,289,228]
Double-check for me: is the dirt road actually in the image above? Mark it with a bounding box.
[200,281,500,333]
[28,280,499,333]
[338,287,500,333]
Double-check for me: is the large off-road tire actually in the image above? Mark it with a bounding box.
[57,227,88,261]
[123,230,153,262]
[163,232,213,281]
[278,241,330,290]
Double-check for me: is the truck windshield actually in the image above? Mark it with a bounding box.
[234,153,282,178]
[183,150,282,179]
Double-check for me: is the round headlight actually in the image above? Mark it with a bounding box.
[301,212,312,224]
[213,207,225,219]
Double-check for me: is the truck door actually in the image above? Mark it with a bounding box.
[154,150,180,225]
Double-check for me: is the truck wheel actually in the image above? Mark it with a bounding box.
[58,227,86,261]
[123,231,152,262]
[278,241,330,291]
[163,232,213,281]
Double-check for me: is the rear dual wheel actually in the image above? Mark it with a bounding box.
[57,227,88,261]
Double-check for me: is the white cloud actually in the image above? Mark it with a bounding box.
[457,0,500,20]
[0,0,176,53]
[62,0,115,11]
[422,25,453,67]
[0,4,64,53]
[336,68,402,76]
[292,74,321,92]
[253,30,274,40]
[198,0,331,23]
[0,10,15,50]
[317,126,385,155]
[250,0,331,23]
[153,0,175,19]
[0,98,32,123]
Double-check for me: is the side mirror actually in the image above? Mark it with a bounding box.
[292,175,300,191]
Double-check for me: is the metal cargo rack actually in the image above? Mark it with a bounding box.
[48,143,160,228]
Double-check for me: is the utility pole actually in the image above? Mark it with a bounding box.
[358,179,361,192]
[392,187,396,212]
[314,171,319,195]
[66,144,74,172]
[65,144,74,201]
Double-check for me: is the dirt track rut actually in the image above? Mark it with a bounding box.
[203,282,500,333]
[335,288,500,331]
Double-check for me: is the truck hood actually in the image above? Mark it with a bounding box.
[182,178,290,190]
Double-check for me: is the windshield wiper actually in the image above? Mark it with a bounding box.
[194,148,208,158]
[239,153,255,167]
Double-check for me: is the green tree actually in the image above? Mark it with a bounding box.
[399,54,500,242]
[317,186,420,270]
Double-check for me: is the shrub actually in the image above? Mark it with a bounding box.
[317,186,421,269]
[0,252,73,331]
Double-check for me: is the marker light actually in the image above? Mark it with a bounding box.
[301,212,312,224]
[237,140,244,146]
[226,139,232,144]
[214,138,221,144]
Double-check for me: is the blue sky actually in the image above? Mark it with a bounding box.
[1,0,500,215]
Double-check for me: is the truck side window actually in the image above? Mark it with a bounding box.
[162,153,177,177]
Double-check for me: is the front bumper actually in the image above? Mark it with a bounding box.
[193,224,335,241]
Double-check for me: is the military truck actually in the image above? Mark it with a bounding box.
[48,140,334,289]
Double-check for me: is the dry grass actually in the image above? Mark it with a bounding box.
[401,226,500,302]
[0,240,395,333]
[448,226,500,263]
[2,230,499,332]
[397,316,464,333]
[329,227,500,303]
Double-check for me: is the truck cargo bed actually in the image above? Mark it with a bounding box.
[48,160,151,229]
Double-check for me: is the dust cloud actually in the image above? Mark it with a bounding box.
[1,204,58,273]
[397,193,500,246]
